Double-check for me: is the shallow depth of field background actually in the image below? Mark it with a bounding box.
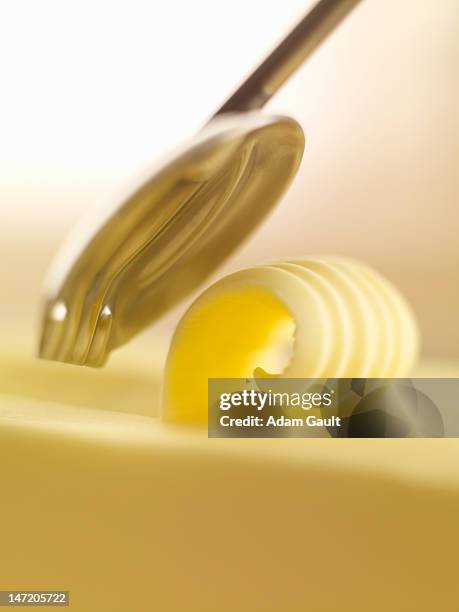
[1,0,458,362]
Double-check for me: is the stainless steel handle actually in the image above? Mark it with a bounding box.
[214,0,362,115]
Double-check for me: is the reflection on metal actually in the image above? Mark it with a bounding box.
[39,0,361,366]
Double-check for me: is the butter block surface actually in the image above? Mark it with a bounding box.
[1,394,459,611]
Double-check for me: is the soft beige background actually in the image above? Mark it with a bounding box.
[1,0,458,361]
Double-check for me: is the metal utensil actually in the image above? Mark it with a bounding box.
[39,0,361,366]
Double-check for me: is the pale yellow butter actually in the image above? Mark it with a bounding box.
[1,393,458,611]
[163,257,419,422]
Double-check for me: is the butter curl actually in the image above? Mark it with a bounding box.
[162,257,419,423]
